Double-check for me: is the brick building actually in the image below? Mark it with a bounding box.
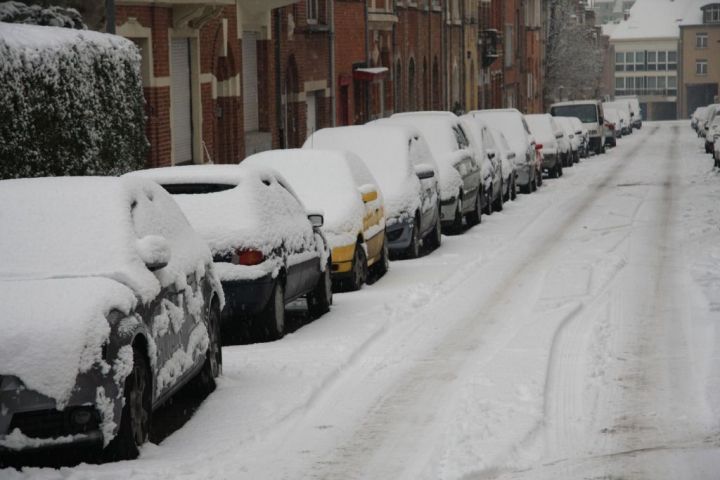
[110,1,548,169]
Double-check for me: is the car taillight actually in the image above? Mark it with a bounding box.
[232,249,264,266]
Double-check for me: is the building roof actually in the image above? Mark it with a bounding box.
[610,0,698,40]
[679,0,718,26]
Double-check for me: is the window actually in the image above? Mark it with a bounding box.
[635,51,646,71]
[657,76,665,90]
[646,76,657,91]
[668,76,677,95]
[615,77,624,90]
[306,0,319,23]
[668,51,677,71]
[658,51,666,71]
[615,52,625,71]
[697,32,709,48]
[625,52,634,71]
[703,4,720,23]
[647,51,657,71]
[452,125,470,149]
[697,59,708,75]
[504,25,513,67]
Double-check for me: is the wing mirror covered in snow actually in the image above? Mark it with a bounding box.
[414,164,435,180]
[486,149,496,160]
[307,212,324,228]
[137,235,171,272]
[359,184,379,203]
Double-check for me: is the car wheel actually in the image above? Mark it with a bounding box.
[483,187,493,215]
[371,240,390,279]
[406,216,422,259]
[262,281,285,341]
[427,206,442,249]
[466,189,482,226]
[347,244,368,291]
[307,261,332,318]
[558,163,563,177]
[190,299,222,396]
[492,179,503,212]
[450,195,463,232]
[535,168,542,187]
[510,176,517,201]
[103,346,151,461]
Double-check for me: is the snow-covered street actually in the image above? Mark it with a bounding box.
[6,121,720,479]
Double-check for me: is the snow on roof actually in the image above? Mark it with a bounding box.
[610,0,697,40]
[241,149,379,249]
[0,20,132,51]
[679,0,714,25]
[304,125,425,221]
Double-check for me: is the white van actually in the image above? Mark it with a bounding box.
[616,96,642,129]
[550,100,606,155]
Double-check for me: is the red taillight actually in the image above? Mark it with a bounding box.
[232,249,264,266]
[535,143,543,150]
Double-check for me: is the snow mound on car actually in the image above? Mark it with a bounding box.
[243,149,382,249]
[304,125,425,223]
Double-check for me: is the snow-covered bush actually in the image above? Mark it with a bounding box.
[0,22,147,179]
[0,1,86,29]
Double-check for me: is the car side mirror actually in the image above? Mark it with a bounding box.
[555,133,563,139]
[137,235,171,272]
[486,149,496,160]
[575,130,582,135]
[414,164,435,180]
[307,212,324,228]
[507,152,516,160]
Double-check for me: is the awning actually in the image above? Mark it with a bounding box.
[353,67,389,82]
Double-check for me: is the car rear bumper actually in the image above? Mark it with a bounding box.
[440,196,459,226]
[221,275,274,320]
[516,164,532,185]
[542,152,559,169]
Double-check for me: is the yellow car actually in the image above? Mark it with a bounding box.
[243,149,388,291]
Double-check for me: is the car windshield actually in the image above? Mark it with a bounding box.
[551,105,598,124]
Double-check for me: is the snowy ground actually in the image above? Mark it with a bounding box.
[5,121,720,479]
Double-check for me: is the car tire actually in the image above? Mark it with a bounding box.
[558,163,563,177]
[346,244,368,291]
[190,299,222,397]
[483,187,493,215]
[308,261,332,318]
[371,240,390,279]
[536,168,542,187]
[262,281,285,341]
[450,194,463,232]
[427,206,442,250]
[510,176,517,200]
[466,189,482,226]
[492,179,503,212]
[103,346,151,461]
[406,215,422,259]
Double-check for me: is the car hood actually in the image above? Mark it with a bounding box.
[0,277,137,408]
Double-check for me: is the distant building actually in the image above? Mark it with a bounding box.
[678,1,720,117]
[608,0,694,120]
[593,0,635,25]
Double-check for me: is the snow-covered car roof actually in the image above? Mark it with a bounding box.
[304,125,427,220]
[463,110,530,154]
[129,165,316,258]
[550,100,601,108]
[376,113,467,200]
[525,114,559,143]
[242,149,380,249]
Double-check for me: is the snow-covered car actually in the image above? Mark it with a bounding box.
[603,107,620,147]
[462,108,539,194]
[603,100,633,134]
[692,106,707,134]
[526,113,564,178]
[701,104,720,146]
[374,112,485,232]
[305,125,442,259]
[243,149,388,291]
[550,100,606,155]
[708,116,720,160]
[556,117,581,164]
[460,116,509,211]
[130,165,332,342]
[0,177,223,461]
[486,127,518,202]
[569,116,590,158]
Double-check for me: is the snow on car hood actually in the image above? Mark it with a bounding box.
[0,277,136,408]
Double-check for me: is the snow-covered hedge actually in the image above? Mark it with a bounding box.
[0,1,86,29]
[0,22,147,178]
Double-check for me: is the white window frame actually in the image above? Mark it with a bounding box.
[697,59,708,75]
[696,32,708,48]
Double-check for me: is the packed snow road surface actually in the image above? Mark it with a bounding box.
[6,121,720,479]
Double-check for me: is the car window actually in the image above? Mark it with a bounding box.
[482,128,497,151]
[163,183,235,195]
[452,124,471,150]
[521,118,531,135]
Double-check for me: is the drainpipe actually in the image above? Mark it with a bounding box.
[441,3,446,110]
[461,0,466,111]
[392,1,397,114]
[105,0,115,34]
[329,0,336,126]
[365,1,370,121]
[274,9,284,148]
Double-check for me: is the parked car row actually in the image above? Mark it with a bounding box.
[0,103,618,464]
[691,103,720,168]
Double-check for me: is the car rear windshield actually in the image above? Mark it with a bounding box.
[163,183,235,194]
[551,105,598,124]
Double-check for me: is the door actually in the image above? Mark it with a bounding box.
[306,91,318,140]
[242,31,259,133]
[171,38,193,165]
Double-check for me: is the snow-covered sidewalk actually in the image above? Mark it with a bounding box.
[5,121,720,480]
